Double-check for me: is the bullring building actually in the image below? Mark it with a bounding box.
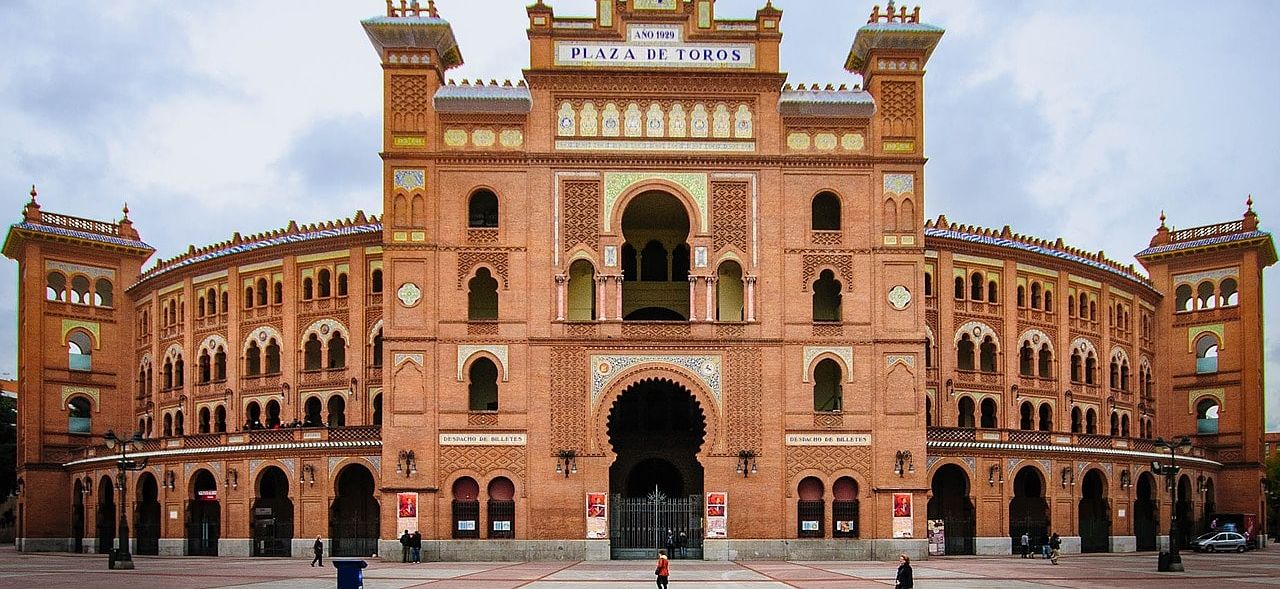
[4,0,1274,560]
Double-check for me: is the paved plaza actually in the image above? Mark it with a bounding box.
[0,547,1278,588]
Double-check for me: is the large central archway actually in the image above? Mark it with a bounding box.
[1078,469,1111,553]
[606,378,706,559]
[1008,466,1049,555]
[927,464,974,555]
[1134,472,1157,551]
[620,190,692,321]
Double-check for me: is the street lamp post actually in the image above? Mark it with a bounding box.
[1152,435,1191,572]
[104,429,148,570]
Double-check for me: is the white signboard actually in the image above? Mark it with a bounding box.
[785,433,872,446]
[439,432,528,446]
[554,41,754,69]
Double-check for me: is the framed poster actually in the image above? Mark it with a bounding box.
[396,492,418,533]
[706,492,727,538]
[928,519,946,556]
[586,492,608,539]
[892,493,913,539]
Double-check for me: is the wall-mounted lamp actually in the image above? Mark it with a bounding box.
[736,450,758,478]
[1011,384,1020,401]
[945,379,955,398]
[1196,474,1206,494]
[556,449,578,478]
[347,377,358,397]
[280,382,291,404]
[1106,394,1116,410]
[82,475,93,496]
[163,470,176,490]
[1060,467,1075,488]
[302,464,316,486]
[1137,401,1149,417]
[1064,389,1074,407]
[1120,469,1131,489]
[894,450,915,477]
[13,477,23,497]
[396,450,417,477]
[225,468,238,490]
[988,464,1004,486]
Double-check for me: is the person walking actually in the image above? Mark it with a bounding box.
[411,530,422,563]
[310,536,324,567]
[678,530,688,558]
[399,530,411,563]
[665,529,675,559]
[895,554,914,589]
[654,549,670,589]
[1049,532,1062,565]
[1040,533,1051,559]
[1021,532,1030,558]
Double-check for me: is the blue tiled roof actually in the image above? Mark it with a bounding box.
[10,222,152,250]
[135,223,382,287]
[924,227,1156,293]
[1135,230,1271,257]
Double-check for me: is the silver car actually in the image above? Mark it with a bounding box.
[1191,531,1247,552]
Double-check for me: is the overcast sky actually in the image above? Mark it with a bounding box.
[1,0,1277,429]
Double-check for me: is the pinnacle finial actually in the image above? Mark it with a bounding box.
[1246,194,1253,212]
[28,185,37,204]
[1158,210,1166,228]
[122,203,130,220]
[427,0,438,18]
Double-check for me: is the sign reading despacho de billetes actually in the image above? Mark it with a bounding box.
[439,432,528,446]
[785,433,872,446]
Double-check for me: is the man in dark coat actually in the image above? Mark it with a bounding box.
[411,530,422,563]
[399,530,411,563]
[895,554,914,589]
[310,536,324,567]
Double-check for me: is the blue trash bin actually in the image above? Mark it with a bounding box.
[333,559,367,589]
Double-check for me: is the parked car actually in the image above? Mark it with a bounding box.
[1191,531,1247,552]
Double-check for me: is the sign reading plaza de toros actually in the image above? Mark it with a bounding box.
[555,24,755,69]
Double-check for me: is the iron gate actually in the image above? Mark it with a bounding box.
[941,514,975,555]
[186,519,220,556]
[609,492,703,560]
[252,513,293,557]
[330,521,379,557]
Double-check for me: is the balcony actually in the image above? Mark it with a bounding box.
[926,427,1164,454]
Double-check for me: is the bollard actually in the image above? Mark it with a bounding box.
[333,559,368,589]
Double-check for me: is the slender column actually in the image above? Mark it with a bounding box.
[613,275,624,320]
[704,276,716,321]
[688,276,698,322]
[745,275,757,322]
[597,275,609,321]
[554,274,567,321]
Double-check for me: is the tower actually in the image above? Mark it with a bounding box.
[1137,198,1275,527]
[2,189,154,550]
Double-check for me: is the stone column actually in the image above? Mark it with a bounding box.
[597,275,609,321]
[704,276,716,321]
[613,275,624,321]
[688,276,698,321]
[745,275,757,322]
[554,274,566,321]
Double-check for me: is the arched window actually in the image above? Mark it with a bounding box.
[163,413,173,437]
[954,276,965,300]
[970,272,984,301]
[487,476,517,538]
[1019,401,1033,430]
[1038,403,1052,431]
[1067,294,1076,316]
[246,341,262,376]
[468,189,499,228]
[221,290,228,312]
[304,334,323,371]
[68,331,93,372]
[987,280,998,303]
[265,339,281,374]
[1175,284,1193,312]
[1016,285,1026,308]
[924,337,933,368]
[198,407,211,434]
[468,358,499,411]
[621,243,637,282]
[197,295,206,318]
[1120,361,1130,391]
[244,286,255,309]
[68,397,92,434]
[266,399,282,428]
[1030,282,1042,309]
[1109,411,1119,436]
[1109,359,1119,389]
[1070,351,1082,382]
[304,397,322,427]
[797,476,825,538]
[716,261,744,322]
[957,334,976,371]
[452,477,481,539]
[925,396,932,426]
[174,355,185,387]
[980,398,998,428]
[205,288,217,315]
[924,271,933,297]
[1089,300,1097,321]
[163,358,174,390]
[1195,334,1219,373]
[979,336,997,373]
[198,350,211,383]
[96,279,114,307]
[372,393,383,426]
[1085,408,1097,434]
[273,281,283,305]
[467,268,499,320]
[245,401,261,429]
[813,358,842,412]
[1196,281,1216,310]
[811,191,841,230]
[1219,278,1238,306]
[1019,342,1034,376]
[327,395,346,427]
[1085,352,1097,385]
[302,277,314,300]
[318,269,332,298]
[256,278,268,307]
[71,275,90,305]
[372,329,383,367]
[214,347,226,381]
[371,269,383,294]
[46,271,66,301]
[640,240,668,281]
[1037,346,1053,378]
[1121,414,1130,437]
[1071,407,1082,433]
[1044,290,1053,311]
[811,269,842,322]
[337,273,348,297]
[327,333,346,369]
[567,259,596,321]
[174,410,185,436]
[215,405,227,433]
[957,397,976,428]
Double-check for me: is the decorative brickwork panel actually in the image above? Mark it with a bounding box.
[622,323,691,339]
[467,228,499,244]
[468,412,499,427]
[726,349,763,453]
[467,322,499,336]
[786,445,871,481]
[881,80,917,138]
[439,445,526,480]
[810,231,842,246]
[813,324,843,338]
[562,180,601,252]
[550,347,587,453]
[389,75,431,132]
[802,254,854,290]
[716,324,745,339]
[814,413,843,428]
[456,251,510,288]
[566,323,598,337]
[711,181,749,254]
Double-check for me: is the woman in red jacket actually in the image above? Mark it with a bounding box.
[654,549,670,588]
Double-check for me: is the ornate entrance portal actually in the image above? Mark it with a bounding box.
[607,378,705,560]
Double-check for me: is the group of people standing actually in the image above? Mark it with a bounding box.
[399,530,423,563]
[1019,531,1063,564]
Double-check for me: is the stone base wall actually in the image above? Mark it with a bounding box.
[1059,536,1081,554]
[219,538,252,557]
[702,538,926,561]
[974,536,1010,555]
[158,538,185,556]
[15,538,74,552]
[1110,535,1137,553]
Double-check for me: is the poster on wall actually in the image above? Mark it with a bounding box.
[396,492,418,533]
[706,492,727,538]
[928,519,946,556]
[892,493,913,539]
[586,492,608,539]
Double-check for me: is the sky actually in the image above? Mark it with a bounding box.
[0,0,1277,429]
